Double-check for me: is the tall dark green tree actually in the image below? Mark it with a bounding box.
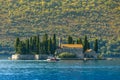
[33,36,37,53]
[29,36,37,53]
[68,36,73,44]
[77,38,83,44]
[25,39,29,54]
[83,35,88,53]
[40,42,45,54]
[94,39,98,53]
[42,34,48,54]
[36,35,40,54]
[15,37,20,53]
[17,41,22,54]
[17,41,26,54]
[52,34,56,54]
[87,42,90,49]
[29,37,33,52]
[48,38,52,54]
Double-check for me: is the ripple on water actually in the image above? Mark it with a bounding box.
[0,60,120,80]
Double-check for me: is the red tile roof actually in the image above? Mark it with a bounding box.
[61,44,83,48]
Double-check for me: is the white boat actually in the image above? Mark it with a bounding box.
[46,57,60,62]
[83,58,87,61]
[106,58,112,60]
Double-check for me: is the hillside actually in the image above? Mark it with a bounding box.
[0,0,120,54]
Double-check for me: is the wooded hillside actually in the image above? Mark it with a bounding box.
[0,0,120,54]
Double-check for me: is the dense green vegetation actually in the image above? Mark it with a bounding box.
[83,35,90,52]
[67,35,98,54]
[0,0,120,55]
[15,34,57,54]
[68,36,74,44]
[94,39,98,53]
[15,35,98,55]
[58,52,77,58]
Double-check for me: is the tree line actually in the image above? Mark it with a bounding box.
[67,35,98,53]
[15,34,98,55]
[15,34,56,55]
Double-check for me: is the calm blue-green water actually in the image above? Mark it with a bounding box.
[0,59,120,80]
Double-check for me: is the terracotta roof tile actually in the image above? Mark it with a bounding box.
[61,44,83,48]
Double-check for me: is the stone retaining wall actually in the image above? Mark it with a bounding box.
[11,54,39,60]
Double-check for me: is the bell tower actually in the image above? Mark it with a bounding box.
[59,37,62,48]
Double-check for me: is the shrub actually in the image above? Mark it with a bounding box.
[58,52,77,58]
[97,54,103,59]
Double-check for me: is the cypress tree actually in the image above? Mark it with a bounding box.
[15,37,20,53]
[76,39,79,44]
[52,34,56,54]
[17,41,22,54]
[40,42,45,54]
[48,38,52,54]
[31,36,37,53]
[29,37,33,52]
[83,35,88,53]
[17,41,26,54]
[36,35,40,54]
[26,39,29,54]
[42,34,48,54]
[68,36,73,44]
[87,41,90,49]
[94,39,98,53]
[77,38,83,44]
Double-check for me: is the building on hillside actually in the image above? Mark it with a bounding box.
[84,49,97,58]
[55,38,97,59]
[56,38,84,58]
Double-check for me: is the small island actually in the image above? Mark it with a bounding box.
[11,34,102,60]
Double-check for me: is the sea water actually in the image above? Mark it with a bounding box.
[0,59,120,80]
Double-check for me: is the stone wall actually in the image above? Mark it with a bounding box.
[39,54,48,60]
[84,50,98,58]
[11,54,39,60]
